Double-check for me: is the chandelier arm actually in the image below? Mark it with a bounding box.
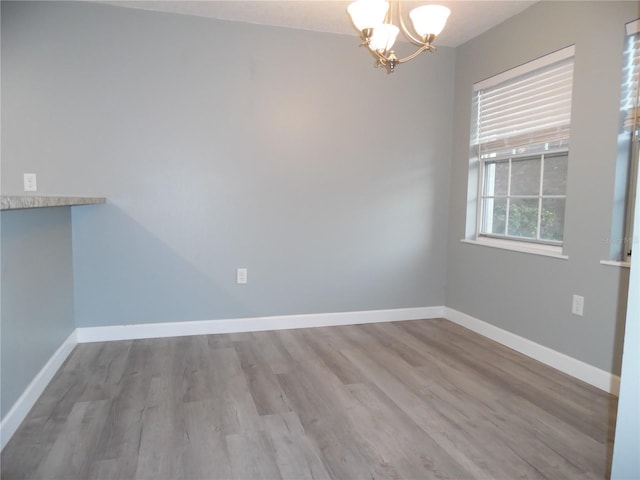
[396,0,425,46]
[368,47,389,66]
[365,45,434,68]
[395,44,434,64]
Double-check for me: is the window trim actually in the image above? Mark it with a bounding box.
[473,45,575,92]
[600,260,631,269]
[461,237,568,260]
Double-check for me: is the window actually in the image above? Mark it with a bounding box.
[480,153,567,243]
[610,20,640,263]
[470,46,575,248]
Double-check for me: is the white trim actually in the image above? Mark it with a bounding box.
[473,45,575,91]
[75,306,445,343]
[444,307,620,396]
[0,330,78,451]
[461,237,569,260]
[600,260,631,269]
[626,19,640,36]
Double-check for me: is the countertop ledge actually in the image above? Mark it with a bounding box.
[1,195,106,210]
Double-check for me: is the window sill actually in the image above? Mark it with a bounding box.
[461,237,569,260]
[600,260,631,269]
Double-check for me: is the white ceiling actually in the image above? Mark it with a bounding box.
[103,0,537,48]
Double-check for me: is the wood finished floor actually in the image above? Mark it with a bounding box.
[1,319,617,480]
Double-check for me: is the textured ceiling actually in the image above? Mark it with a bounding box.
[102,0,537,48]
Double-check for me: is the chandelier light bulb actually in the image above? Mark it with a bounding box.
[369,23,400,52]
[347,0,389,32]
[409,4,451,37]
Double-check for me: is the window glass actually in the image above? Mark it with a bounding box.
[543,154,568,196]
[511,158,541,196]
[541,198,566,242]
[482,161,509,196]
[482,198,507,235]
[508,198,539,239]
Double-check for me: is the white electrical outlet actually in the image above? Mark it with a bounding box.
[572,294,584,316]
[237,268,248,285]
[23,173,37,192]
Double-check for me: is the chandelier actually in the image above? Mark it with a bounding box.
[347,0,451,74]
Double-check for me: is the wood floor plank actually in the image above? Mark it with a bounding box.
[275,329,322,363]
[276,364,381,479]
[359,322,433,367]
[400,320,612,441]
[85,458,123,480]
[246,365,294,416]
[195,345,263,436]
[34,399,111,480]
[89,404,144,478]
[298,328,366,385]
[182,400,234,480]
[1,319,616,480]
[413,360,611,478]
[133,376,185,480]
[344,382,473,479]
[235,337,294,415]
[261,412,332,480]
[250,330,297,375]
[226,431,283,480]
[436,319,609,401]
[399,322,614,477]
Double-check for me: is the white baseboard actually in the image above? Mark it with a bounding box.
[0,330,78,451]
[75,306,446,343]
[444,307,620,396]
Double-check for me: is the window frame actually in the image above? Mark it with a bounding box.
[624,134,639,260]
[477,149,568,245]
[622,21,640,262]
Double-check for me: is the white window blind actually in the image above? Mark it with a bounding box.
[621,20,640,261]
[622,24,640,132]
[473,46,575,159]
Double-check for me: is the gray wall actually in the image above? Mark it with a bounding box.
[0,208,76,417]
[446,1,637,374]
[1,1,455,328]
